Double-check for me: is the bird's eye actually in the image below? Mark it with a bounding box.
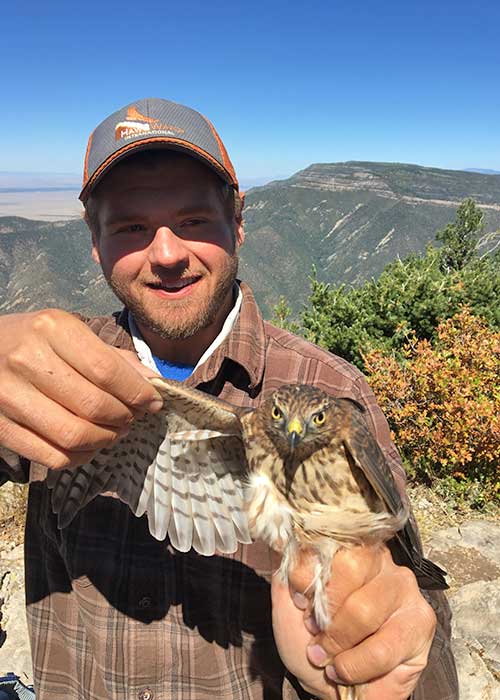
[271,406,283,421]
[313,411,326,426]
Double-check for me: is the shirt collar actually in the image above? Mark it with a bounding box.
[190,281,266,390]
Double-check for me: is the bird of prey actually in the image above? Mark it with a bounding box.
[47,378,447,692]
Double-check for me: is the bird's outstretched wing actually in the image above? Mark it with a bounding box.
[339,399,448,590]
[47,377,251,556]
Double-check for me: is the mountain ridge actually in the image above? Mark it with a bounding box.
[240,161,500,312]
[1,161,499,317]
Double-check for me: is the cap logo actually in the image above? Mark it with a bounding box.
[114,105,185,141]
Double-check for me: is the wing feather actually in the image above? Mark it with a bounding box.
[47,377,251,556]
[199,469,234,553]
[188,468,217,556]
[340,399,448,589]
[169,454,194,552]
[339,399,406,517]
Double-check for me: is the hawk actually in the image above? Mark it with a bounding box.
[47,379,447,697]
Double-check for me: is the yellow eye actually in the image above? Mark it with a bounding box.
[271,406,283,421]
[313,411,326,426]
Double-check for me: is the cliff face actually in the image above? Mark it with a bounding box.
[241,162,500,313]
[290,162,500,203]
[1,162,500,317]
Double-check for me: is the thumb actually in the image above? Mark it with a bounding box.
[112,348,162,380]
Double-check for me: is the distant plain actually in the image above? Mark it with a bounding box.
[0,190,82,221]
[0,173,277,222]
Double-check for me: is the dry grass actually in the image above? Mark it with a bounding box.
[0,483,28,548]
[408,482,500,544]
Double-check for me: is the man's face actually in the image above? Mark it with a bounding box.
[91,153,244,350]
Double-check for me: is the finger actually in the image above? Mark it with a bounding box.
[0,414,105,470]
[5,352,138,428]
[112,348,161,379]
[288,545,385,618]
[328,603,436,685]
[287,548,317,592]
[360,659,427,700]
[270,574,342,700]
[0,381,127,454]
[59,336,163,410]
[327,546,386,613]
[24,311,163,411]
[318,564,415,653]
[286,550,323,618]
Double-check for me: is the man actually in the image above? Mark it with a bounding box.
[0,98,458,700]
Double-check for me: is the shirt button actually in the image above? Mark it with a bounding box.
[138,689,154,700]
[138,596,152,609]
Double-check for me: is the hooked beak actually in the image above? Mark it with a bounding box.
[287,417,304,451]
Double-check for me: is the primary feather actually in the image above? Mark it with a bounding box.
[47,378,251,555]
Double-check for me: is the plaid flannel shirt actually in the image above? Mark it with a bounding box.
[0,282,458,700]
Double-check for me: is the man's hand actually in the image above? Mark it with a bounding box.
[0,310,163,469]
[271,546,436,700]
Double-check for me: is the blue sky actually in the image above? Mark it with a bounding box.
[1,0,499,182]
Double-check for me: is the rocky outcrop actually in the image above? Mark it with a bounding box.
[427,520,500,700]
[0,543,32,684]
[450,580,500,700]
[427,519,500,588]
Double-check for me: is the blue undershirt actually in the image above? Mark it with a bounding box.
[152,356,195,381]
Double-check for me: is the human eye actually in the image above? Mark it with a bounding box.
[113,223,146,234]
[183,217,206,227]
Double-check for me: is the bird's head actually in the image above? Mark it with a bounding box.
[256,385,367,496]
[263,384,334,458]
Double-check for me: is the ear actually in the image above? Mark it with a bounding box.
[91,231,101,265]
[234,191,245,248]
[235,219,245,248]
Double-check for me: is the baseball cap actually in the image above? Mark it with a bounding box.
[80,97,239,203]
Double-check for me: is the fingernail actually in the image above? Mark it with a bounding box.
[325,665,341,682]
[292,592,308,610]
[304,614,320,635]
[307,644,327,666]
[147,399,164,412]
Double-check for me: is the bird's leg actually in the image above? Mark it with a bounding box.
[277,537,299,583]
[337,684,364,700]
[309,540,339,631]
[309,543,366,700]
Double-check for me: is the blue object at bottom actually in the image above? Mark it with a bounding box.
[0,674,35,700]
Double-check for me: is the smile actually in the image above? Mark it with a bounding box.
[146,277,201,296]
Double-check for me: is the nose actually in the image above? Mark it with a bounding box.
[148,226,190,268]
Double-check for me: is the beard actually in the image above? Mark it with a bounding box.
[106,252,239,341]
